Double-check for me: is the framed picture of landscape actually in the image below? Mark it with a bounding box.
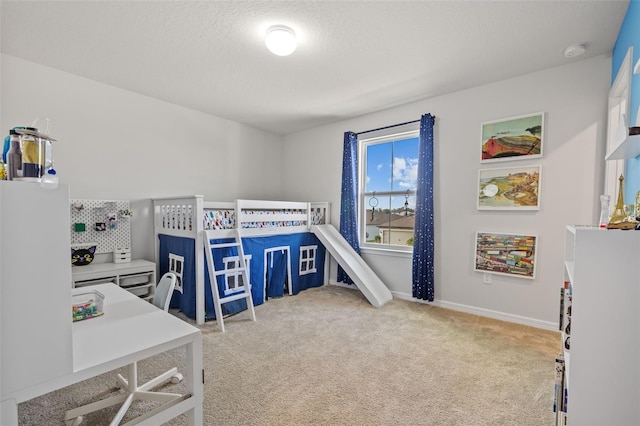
[480,112,544,162]
[474,232,537,279]
[477,165,541,210]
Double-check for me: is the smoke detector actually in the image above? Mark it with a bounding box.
[564,43,587,58]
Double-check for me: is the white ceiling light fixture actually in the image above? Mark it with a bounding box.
[564,43,587,58]
[265,25,297,56]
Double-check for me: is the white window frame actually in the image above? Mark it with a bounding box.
[168,253,184,293]
[222,254,251,296]
[605,46,633,213]
[299,245,318,275]
[359,125,419,254]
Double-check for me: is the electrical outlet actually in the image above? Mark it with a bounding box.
[483,273,492,284]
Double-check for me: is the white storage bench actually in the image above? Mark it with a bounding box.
[71,259,157,302]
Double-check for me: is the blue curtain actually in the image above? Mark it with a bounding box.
[412,114,436,301]
[337,131,360,284]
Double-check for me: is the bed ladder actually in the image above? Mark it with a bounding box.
[203,229,256,332]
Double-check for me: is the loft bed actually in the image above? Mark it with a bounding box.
[153,196,330,325]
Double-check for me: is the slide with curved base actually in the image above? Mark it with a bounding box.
[311,224,393,307]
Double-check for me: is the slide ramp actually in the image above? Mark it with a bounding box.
[311,224,393,307]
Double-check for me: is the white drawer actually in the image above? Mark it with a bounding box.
[120,272,153,287]
[129,283,153,298]
[74,277,117,288]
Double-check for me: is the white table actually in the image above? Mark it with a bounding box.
[1,283,203,425]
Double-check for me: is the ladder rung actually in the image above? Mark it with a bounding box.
[209,242,240,249]
[213,267,246,277]
[220,291,252,304]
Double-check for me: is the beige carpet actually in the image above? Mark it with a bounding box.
[19,285,559,425]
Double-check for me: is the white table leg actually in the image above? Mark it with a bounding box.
[186,334,203,425]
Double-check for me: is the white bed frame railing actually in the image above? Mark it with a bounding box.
[152,196,330,325]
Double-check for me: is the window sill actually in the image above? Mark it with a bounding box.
[360,246,413,258]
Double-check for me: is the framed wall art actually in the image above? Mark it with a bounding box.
[477,165,541,210]
[474,232,537,279]
[481,112,544,162]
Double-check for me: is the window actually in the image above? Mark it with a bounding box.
[169,253,184,292]
[360,126,419,250]
[605,46,633,212]
[299,245,318,275]
[221,254,252,296]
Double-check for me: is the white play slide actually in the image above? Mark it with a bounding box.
[311,224,393,307]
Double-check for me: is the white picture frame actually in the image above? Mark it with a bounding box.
[474,231,538,279]
[477,165,541,211]
[481,112,544,163]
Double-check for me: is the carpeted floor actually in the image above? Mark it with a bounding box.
[19,285,559,425]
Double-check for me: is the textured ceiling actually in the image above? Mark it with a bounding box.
[0,1,630,135]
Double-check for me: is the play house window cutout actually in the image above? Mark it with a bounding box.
[222,255,252,296]
[299,245,318,275]
[169,253,184,294]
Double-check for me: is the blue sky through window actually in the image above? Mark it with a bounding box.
[365,136,419,209]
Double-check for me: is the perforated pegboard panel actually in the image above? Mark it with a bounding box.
[70,199,132,254]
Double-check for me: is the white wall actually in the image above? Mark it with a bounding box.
[1,54,284,261]
[1,53,612,329]
[282,55,611,329]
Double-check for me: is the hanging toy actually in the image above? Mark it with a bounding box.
[369,192,379,221]
[404,190,410,216]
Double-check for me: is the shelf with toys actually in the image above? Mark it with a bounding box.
[557,225,640,425]
[605,115,640,161]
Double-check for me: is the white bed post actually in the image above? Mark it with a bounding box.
[194,195,205,325]
[323,203,331,286]
[310,202,331,287]
[152,199,163,287]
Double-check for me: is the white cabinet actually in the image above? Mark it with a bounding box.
[72,259,156,302]
[1,182,73,398]
[561,226,640,425]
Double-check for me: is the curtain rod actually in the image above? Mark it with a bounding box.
[356,119,421,136]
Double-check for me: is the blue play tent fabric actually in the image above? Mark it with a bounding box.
[266,248,288,299]
[242,233,326,299]
[158,234,212,318]
[158,232,326,321]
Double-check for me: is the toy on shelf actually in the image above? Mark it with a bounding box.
[607,174,638,229]
[71,245,97,266]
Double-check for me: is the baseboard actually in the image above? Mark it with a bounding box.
[327,282,558,331]
[391,291,558,331]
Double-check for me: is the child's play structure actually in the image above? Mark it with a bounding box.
[153,196,393,326]
[312,224,393,307]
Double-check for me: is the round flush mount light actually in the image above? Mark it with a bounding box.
[265,25,297,56]
[564,43,587,58]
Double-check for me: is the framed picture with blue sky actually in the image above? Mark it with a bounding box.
[480,112,544,163]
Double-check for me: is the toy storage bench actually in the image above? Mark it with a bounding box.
[71,259,157,302]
